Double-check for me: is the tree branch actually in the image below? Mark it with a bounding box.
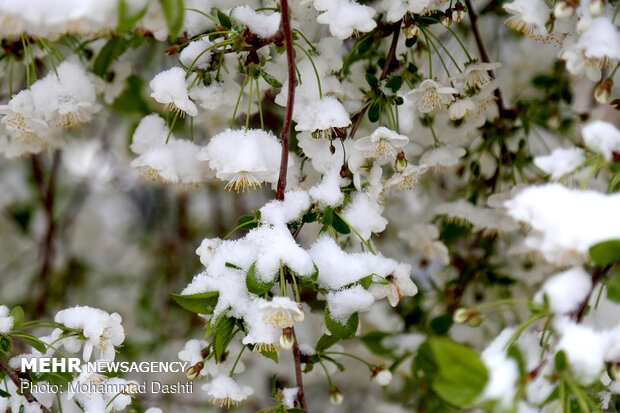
[464,0,505,117]
[349,20,402,141]
[0,357,52,413]
[275,0,296,202]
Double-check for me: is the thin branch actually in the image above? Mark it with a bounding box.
[573,265,612,323]
[275,0,296,202]
[0,357,52,413]
[349,20,402,141]
[291,326,307,413]
[464,0,505,117]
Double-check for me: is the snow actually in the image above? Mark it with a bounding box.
[130,114,169,155]
[341,192,387,239]
[505,184,620,264]
[0,305,14,333]
[131,139,208,185]
[309,167,346,207]
[556,319,609,385]
[504,0,550,36]
[231,6,281,39]
[582,120,620,162]
[534,267,592,314]
[534,147,586,180]
[149,67,198,117]
[260,190,311,227]
[281,387,299,408]
[578,17,620,61]
[326,285,375,323]
[479,328,519,409]
[314,0,377,39]
[294,97,351,133]
[179,37,214,70]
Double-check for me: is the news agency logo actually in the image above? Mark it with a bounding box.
[21,358,189,374]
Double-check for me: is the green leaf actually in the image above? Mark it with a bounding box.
[361,331,395,357]
[118,0,148,32]
[331,212,350,234]
[171,291,219,314]
[0,389,10,398]
[93,37,129,77]
[325,307,358,340]
[426,338,489,407]
[365,73,379,88]
[322,207,334,226]
[236,214,258,230]
[10,306,24,329]
[607,274,620,304]
[554,350,568,372]
[260,350,278,363]
[316,334,339,352]
[225,262,242,270]
[159,0,185,41]
[246,262,277,295]
[429,314,453,336]
[302,211,318,223]
[216,9,232,29]
[11,333,47,354]
[589,239,620,266]
[0,336,10,352]
[368,101,381,123]
[213,316,235,361]
[385,76,403,93]
[261,71,283,88]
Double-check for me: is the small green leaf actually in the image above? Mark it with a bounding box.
[331,212,350,234]
[368,101,381,123]
[426,338,489,407]
[316,334,339,352]
[261,71,283,88]
[607,274,620,303]
[322,207,334,226]
[429,314,453,336]
[365,73,379,88]
[93,37,129,77]
[213,316,235,361]
[554,349,568,372]
[216,9,232,29]
[0,336,10,352]
[302,211,318,223]
[11,333,47,354]
[589,239,620,266]
[325,307,358,340]
[118,0,148,32]
[236,214,258,230]
[10,306,24,329]
[159,0,185,41]
[246,262,277,295]
[0,389,10,398]
[171,291,219,314]
[225,262,243,270]
[260,350,278,363]
[385,76,403,93]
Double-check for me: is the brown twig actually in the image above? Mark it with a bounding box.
[274,1,307,411]
[464,0,505,117]
[275,0,296,202]
[349,20,402,141]
[0,357,52,413]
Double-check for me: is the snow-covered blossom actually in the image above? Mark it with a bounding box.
[384,164,428,191]
[369,274,418,307]
[534,147,586,180]
[31,61,99,128]
[54,306,124,361]
[407,79,457,113]
[259,297,305,329]
[503,0,550,36]
[326,285,375,322]
[559,46,602,81]
[179,37,214,70]
[178,339,207,367]
[505,184,620,264]
[294,97,351,139]
[190,80,241,111]
[0,305,14,333]
[68,370,135,412]
[131,139,207,185]
[534,267,592,314]
[354,127,409,161]
[452,62,502,89]
[341,192,387,239]
[231,6,281,39]
[150,67,197,117]
[198,129,282,192]
[582,120,620,161]
[202,375,254,408]
[420,145,466,168]
[313,0,377,39]
[130,114,169,155]
[577,17,620,69]
[0,90,50,143]
[196,238,222,267]
[381,0,434,22]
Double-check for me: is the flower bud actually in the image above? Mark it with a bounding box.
[186,362,203,379]
[453,307,476,324]
[395,152,408,172]
[594,78,613,104]
[329,388,344,405]
[280,328,295,350]
[371,367,393,386]
[468,314,484,327]
[588,0,604,16]
[452,3,466,22]
[404,24,420,39]
[577,17,591,34]
[441,13,451,28]
[553,2,574,19]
